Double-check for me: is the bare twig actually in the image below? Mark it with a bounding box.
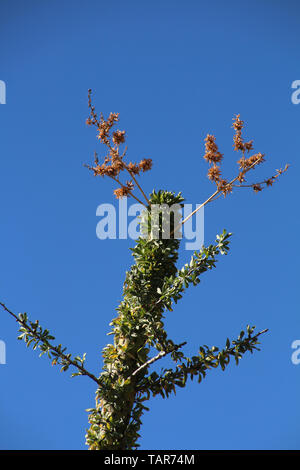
[126,167,150,205]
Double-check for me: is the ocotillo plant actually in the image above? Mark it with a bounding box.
[1,92,288,450]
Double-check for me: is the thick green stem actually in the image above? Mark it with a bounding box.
[86,190,184,450]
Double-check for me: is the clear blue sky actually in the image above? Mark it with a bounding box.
[1,0,300,450]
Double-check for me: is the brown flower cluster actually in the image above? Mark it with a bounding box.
[203,114,289,197]
[203,134,232,195]
[113,181,134,199]
[203,135,229,194]
[237,152,265,170]
[85,90,152,205]
[207,166,221,182]
[217,179,233,196]
[139,158,153,172]
[232,114,253,153]
[203,135,223,165]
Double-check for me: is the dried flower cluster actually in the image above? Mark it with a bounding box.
[203,134,232,195]
[85,89,152,206]
[203,114,289,197]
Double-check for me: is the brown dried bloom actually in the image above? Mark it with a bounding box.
[203,135,223,165]
[113,181,134,199]
[114,188,125,199]
[232,114,247,152]
[97,123,110,144]
[247,153,265,166]
[244,140,254,152]
[104,165,119,177]
[127,162,141,175]
[112,130,126,146]
[237,156,246,169]
[139,158,153,172]
[125,180,134,191]
[107,112,119,126]
[233,132,245,152]
[207,166,221,182]
[217,179,232,196]
[253,184,262,193]
[88,163,107,177]
[265,178,275,187]
[109,146,120,162]
[112,160,125,173]
[232,114,244,132]
[238,153,265,170]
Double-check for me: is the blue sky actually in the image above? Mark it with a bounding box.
[1,0,300,450]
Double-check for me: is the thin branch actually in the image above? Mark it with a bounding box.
[130,341,187,378]
[136,327,269,395]
[171,155,264,236]
[126,168,150,205]
[110,175,147,207]
[0,301,102,387]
